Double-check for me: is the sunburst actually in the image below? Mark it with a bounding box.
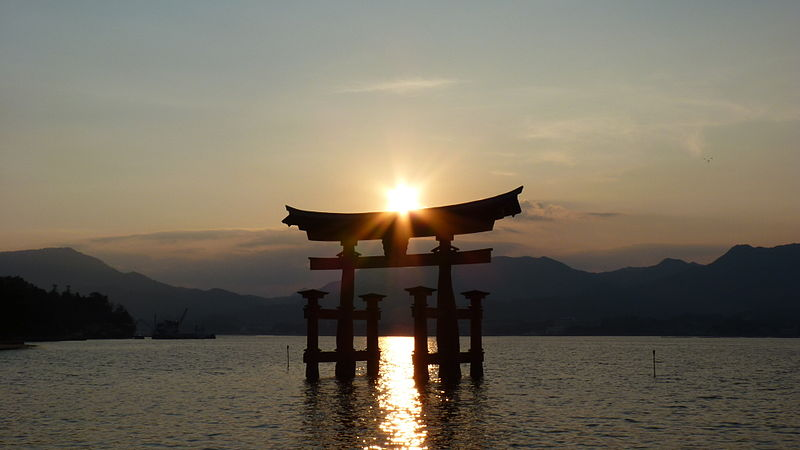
[386,184,421,213]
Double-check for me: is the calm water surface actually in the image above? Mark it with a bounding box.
[2,336,799,448]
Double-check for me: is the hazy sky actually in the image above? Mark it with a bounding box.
[2,1,799,264]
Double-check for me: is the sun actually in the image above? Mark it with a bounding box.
[386,184,421,213]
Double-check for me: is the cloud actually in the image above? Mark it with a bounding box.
[518,201,578,222]
[530,150,577,166]
[521,117,637,143]
[558,243,727,272]
[75,228,333,267]
[70,228,338,297]
[490,170,517,177]
[682,127,705,156]
[517,200,621,222]
[587,212,622,218]
[338,78,461,94]
[89,229,257,244]
[513,83,795,160]
[86,228,313,250]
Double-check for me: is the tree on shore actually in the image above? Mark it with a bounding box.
[0,276,135,341]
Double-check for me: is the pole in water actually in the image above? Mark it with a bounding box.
[652,349,656,378]
[287,345,290,370]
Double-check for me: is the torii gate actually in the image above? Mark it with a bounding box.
[283,186,523,382]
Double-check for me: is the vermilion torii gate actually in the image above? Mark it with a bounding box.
[283,186,523,382]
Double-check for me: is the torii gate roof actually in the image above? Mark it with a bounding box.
[282,186,523,242]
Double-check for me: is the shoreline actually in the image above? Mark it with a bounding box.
[0,342,34,351]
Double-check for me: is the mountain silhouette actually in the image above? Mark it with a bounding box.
[0,248,301,334]
[628,244,800,317]
[0,244,797,336]
[596,257,700,287]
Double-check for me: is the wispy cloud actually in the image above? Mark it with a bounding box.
[83,228,313,257]
[490,170,517,177]
[518,200,621,222]
[338,78,461,94]
[70,228,335,297]
[587,212,622,218]
[521,117,638,143]
[89,229,256,244]
[531,150,578,166]
[518,201,580,222]
[513,83,792,159]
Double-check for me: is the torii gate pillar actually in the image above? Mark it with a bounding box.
[462,290,489,379]
[298,288,328,381]
[435,236,461,382]
[407,286,436,381]
[335,240,357,379]
[360,293,385,378]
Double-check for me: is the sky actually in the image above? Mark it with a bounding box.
[1,1,799,289]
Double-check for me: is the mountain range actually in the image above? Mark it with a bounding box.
[1,244,798,336]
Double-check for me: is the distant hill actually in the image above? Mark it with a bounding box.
[625,244,800,318]
[0,248,303,334]
[0,244,798,336]
[479,244,799,336]
[595,257,701,288]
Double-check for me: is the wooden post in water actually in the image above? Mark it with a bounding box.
[462,290,489,379]
[335,240,358,379]
[406,286,436,382]
[360,293,385,378]
[652,349,656,378]
[435,236,461,382]
[298,289,328,381]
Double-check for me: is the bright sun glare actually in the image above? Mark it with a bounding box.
[386,184,421,213]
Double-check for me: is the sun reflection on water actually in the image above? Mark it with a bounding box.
[371,336,426,449]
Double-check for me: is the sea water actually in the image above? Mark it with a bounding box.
[2,336,799,448]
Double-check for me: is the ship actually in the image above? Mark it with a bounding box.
[151,308,215,339]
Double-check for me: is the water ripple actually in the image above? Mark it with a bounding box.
[1,336,799,447]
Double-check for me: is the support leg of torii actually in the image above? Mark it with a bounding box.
[298,289,328,381]
[360,293,385,378]
[462,290,489,379]
[335,240,357,379]
[407,286,436,382]
[435,236,461,382]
